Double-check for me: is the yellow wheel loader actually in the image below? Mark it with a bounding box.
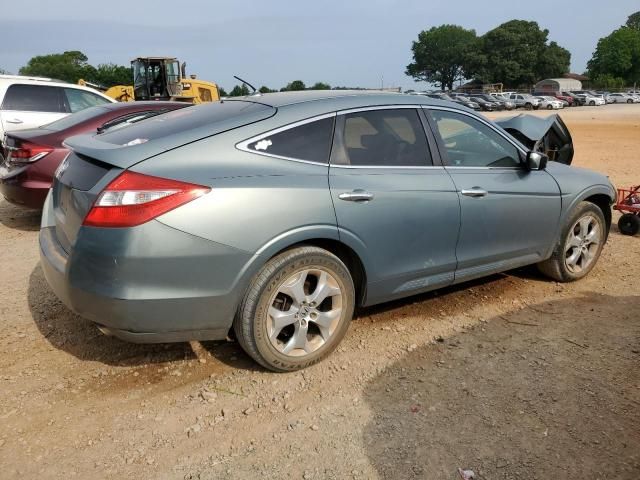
[79,57,219,104]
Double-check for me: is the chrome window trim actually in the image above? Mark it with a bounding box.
[235,112,337,165]
[331,164,444,170]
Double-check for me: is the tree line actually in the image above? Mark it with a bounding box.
[406,12,640,90]
[221,80,332,97]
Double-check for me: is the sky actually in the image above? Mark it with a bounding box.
[0,0,637,91]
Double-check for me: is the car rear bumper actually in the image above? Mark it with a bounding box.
[0,165,50,209]
[39,218,255,343]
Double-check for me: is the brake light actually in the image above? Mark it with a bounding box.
[7,141,53,163]
[83,171,210,228]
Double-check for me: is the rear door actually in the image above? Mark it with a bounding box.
[329,107,460,305]
[425,107,561,282]
[0,84,68,134]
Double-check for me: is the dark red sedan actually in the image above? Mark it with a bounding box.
[0,101,190,209]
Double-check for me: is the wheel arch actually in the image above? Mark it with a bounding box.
[583,193,612,236]
[268,238,368,307]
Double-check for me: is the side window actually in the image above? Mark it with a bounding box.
[429,110,521,168]
[64,88,111,113]
[332,109,432,167]
[198,88,212,102]
[247,117,335,163]
[1,84,64,112]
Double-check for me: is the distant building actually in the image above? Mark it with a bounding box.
[534,77,582,92]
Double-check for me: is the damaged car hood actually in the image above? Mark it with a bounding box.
[496,114,574,165]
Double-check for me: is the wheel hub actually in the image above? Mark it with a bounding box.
[564,214,601,274]
[266,269,343,357]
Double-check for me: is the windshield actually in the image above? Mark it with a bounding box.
[41,105,110,131]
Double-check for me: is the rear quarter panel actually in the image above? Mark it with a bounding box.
[132,119,339,255]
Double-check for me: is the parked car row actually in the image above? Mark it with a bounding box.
[408,88,640,110]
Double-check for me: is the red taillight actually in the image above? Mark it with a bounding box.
[83,171,210,228]
[7,141,53,163]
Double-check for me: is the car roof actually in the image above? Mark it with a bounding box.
[224,90,442,109]
[0,75,116,103]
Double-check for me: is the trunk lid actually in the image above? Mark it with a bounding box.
[51,100,275,250]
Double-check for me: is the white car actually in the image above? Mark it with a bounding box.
[535,96,564,110]
[607,93,639,104]
[576,94,605,106]
[0,75,115,155]
[508,93,541,109]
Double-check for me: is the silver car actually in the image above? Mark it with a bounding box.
[40,91,615,371]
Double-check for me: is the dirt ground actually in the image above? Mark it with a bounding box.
[1,104,639,479]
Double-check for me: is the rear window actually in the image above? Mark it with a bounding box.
[98,100,270,145]
[43,105,110,131]
[1,84,65,113]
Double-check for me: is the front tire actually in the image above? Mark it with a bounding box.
[618,213,640,236]
[547,104,553,110]
[538,202,607,282]
[234,246,355,372]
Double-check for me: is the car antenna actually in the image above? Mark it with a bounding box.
[233,75,258,95]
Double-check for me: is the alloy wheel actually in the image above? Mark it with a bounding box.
[266,269,343,357]
[564,215,601,274]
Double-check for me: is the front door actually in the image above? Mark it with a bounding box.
[425,108,561,283]
[329,107,460,305]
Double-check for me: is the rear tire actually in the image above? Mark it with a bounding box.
[234,246,355,372]
[547,104,553,110]
[590,101,596,106]
[538,202,607,282]
[628,99,633,104]
[618,213,640,236]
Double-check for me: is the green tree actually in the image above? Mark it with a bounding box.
[591,74,626,90]
[587,27,640,85]
[0,67,10,74]
[229,84,250,96]
[627,11,640,30]
[310,82,331,90]
[218,87,228,97]
[19,51,96,83]
[481,20,570,87]
[258,86,274,93]
[536,41,572,80]
[93,63,131,87]
[281,80,306,91]
[406,25,482,90]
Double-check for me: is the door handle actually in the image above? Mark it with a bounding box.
[461,188,488,198]
[338,190,374,202]
[6,118,23,124]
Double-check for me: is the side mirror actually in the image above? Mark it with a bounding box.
[526,151,548,171]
